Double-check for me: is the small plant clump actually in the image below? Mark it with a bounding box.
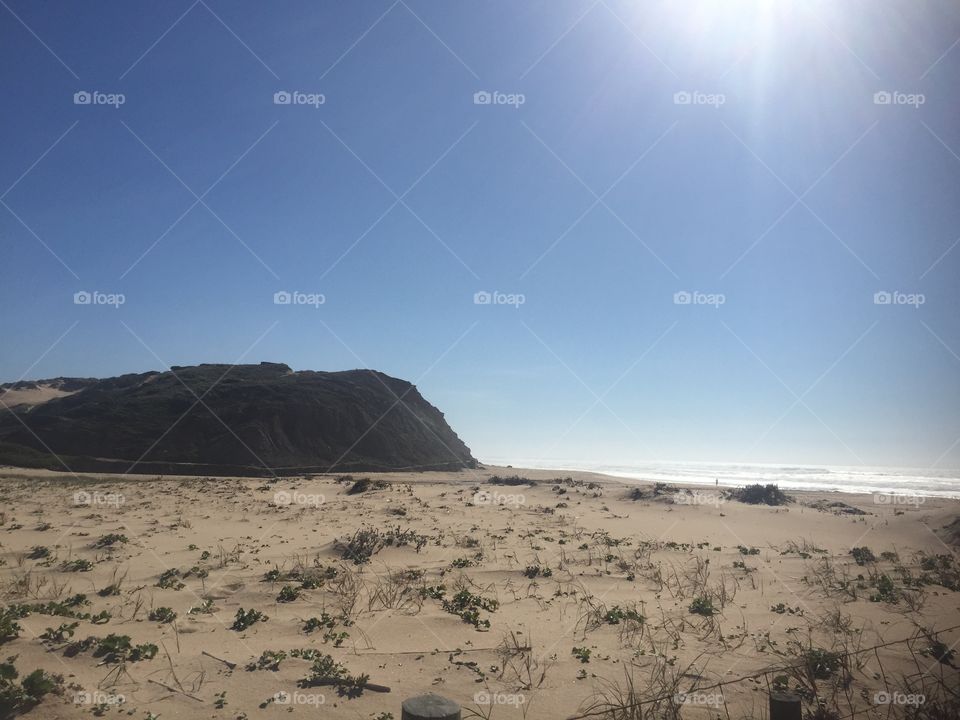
[157,569,185,590]
[336,527,429,564]
[803,648,843,680]
[246,650,286,671]
[523,565,553,579]
[60,559,94,572]
[2,597,93,627]
[66,634,158,664]
[189,599,216,615]
[924,637,956,666]
[440,589,498,629]
[92,533,128,548]
[303,654,370,697]
[231,608,267,631]
[27,546,51,560]
[572,646,591,663]
[688,596,717,617]
[869,574,898,603]
[39,622,79,644]
[323,630,349,647]
[728,484,792,505]
[276,585,300,603]
[601,606,644,625]
[770,603,803,615]
[184,565,208,580]
[850,547,876,566]
[916,552,959,590]
[303,614,337,634]
[488,475,536,486]
[451,556,479,568]
[148,607,177,623]
[0,610,22,645]
[264,565,337,588]
[419,585,446,601]
[0,656,63,716]
[337,529,385,564]
[97,634,158,663]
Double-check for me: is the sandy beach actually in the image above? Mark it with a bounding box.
[1,466,957,719]
[4,1,958,717]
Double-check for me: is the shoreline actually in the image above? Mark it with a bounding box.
[4,462,959,500]
[482,461,960,499]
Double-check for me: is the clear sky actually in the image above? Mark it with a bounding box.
[1,0,959,470]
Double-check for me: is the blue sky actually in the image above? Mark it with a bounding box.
[1,0,959,469]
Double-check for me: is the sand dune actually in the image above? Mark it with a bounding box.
[0,386,76,409]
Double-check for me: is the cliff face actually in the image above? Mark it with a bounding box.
[0,363,475,475]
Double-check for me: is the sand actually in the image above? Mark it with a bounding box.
[0,465,958,719]
[0,386,76,409]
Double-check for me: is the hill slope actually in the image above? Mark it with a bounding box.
[0,363,475,475]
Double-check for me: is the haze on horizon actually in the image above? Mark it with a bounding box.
[2,0,959,473]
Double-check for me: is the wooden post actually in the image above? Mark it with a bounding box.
[769,692,802,720]
[401,693,461,720]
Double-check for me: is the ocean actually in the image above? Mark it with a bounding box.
[490,460,960,499]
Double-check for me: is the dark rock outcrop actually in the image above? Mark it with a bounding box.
[0,363,475,476]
